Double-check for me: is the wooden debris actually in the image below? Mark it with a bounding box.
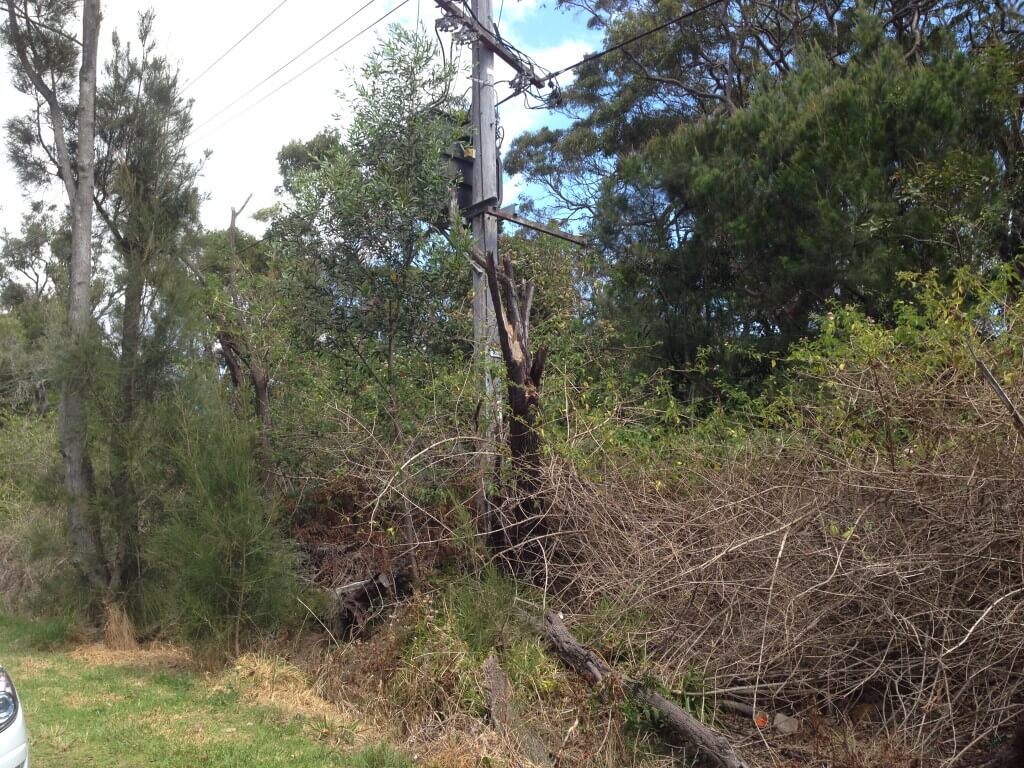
[482,652,513,728]
[536,611,751,768]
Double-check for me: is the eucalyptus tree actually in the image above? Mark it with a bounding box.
[3,0,105,592]
[4,7,202,618]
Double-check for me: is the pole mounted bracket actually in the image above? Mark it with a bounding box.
[462,196,500,220]
[485,206,588,246]
[433,0,547,89]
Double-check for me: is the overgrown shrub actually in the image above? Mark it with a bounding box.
[145,387,302,656]
[524,268,1024,764]
[0,413,79,614]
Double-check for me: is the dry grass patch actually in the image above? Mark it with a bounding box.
[406,715,551,768]
[69,640,191,671]
[226,652,377,746]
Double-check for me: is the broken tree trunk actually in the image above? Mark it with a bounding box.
[473,244,548,568]
[216,198,276,494]
[538,611,751,768]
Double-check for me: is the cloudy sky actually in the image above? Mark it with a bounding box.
[0,0,599,235]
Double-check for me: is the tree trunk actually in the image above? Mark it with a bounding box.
[108,260,144,595]
[477,247,548,566]
[250,363,274,494]
[6,0,107,594]
[63,0,106,593]
[217,331,245,388]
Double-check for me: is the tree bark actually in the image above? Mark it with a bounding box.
[217,331,245,388]
[537,611,752,768]
[250,363,274,494]
[64,0,106,593]
[108,258,144,594]
[7,0,108,592]
[475,246,548,565]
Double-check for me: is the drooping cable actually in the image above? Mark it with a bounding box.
[186,0,382,138]
[190,0,414,144]
[545,0,729,81]
[182,0,296,94]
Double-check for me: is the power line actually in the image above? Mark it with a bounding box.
[190,0,414,145]
[182,0,295,94]
[545,0,729,81]
[187,0,382,139]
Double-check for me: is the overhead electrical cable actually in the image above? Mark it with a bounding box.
[493,0,729,108]
[187,0,381,138]
[182,0,295,94]
[190,0,414,144]
[545,0,729,81]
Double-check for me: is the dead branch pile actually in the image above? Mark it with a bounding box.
[530,354,1024,765]
[275,343,1023,765]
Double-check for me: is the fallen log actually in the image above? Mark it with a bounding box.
[537,611,751,768]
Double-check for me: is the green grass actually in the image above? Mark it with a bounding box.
[0,616,412,768]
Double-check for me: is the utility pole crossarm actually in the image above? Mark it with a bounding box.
[434,0,547,89]
[486,206,589,246]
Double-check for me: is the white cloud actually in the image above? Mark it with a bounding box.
[497,0,542,23]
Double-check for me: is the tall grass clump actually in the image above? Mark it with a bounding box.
[146,387,301,656]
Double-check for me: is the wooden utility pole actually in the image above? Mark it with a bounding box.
[435,0,580,559]
[435,0,546,422]
[470,0,500,434]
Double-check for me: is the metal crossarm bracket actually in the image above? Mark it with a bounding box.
[434,0,547,88]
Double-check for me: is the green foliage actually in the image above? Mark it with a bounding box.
[275,25,472,432]
[393,604,487,717]
[640,32,1015,390]
[621,672,709,747]
[345,745,415,768]
[2,1,83,189]
[512,6,1023,395]
[96,10,201,260]
[392,570,563,719]
[771,265,1024,460]
[0,613,73,650]
[0,412,82,616]
[0,209,66,415]
[144,385,302,654]
[445,567,519,656]
[501,636,564,703]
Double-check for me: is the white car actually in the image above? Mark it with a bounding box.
[0,668,27,768]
